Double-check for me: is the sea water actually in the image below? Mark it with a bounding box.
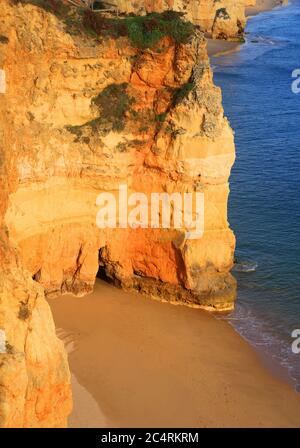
[212,0,300,391]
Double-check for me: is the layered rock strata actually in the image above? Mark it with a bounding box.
[0,0,236,426]
[117,0,257,40]
[0,0,72,428]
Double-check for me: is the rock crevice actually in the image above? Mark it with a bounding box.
[0,0,236,427]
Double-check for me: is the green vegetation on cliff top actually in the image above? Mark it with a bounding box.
[12,1,196,48]
[83,10,195,48]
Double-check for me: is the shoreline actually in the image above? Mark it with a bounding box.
[49,279,300,428]
[246,0,288,17]
[207,0,286,58]
[207,0,298,395]
[47,0,299,428]
[224,316,298,390]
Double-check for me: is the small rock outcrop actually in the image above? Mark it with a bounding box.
[117,0,256,40]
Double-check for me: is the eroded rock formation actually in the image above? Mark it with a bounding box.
[117,0,257,40]
[0,0,236,426]
[0,0,72,428]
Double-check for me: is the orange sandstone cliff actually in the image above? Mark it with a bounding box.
[117,0,257,40]
[0,0,235,426]
[0,2,72,428]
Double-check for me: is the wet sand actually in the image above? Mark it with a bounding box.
[246,0,287,17]
[207,0,286,58]
[49,279,300,428]
[207,39,241,58]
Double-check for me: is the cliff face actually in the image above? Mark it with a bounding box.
[0,0,235,426]
[117,0,257,40]
[0,259,72,427]
[0,1,72,428]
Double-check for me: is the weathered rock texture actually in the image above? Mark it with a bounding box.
[0,0,72,428]
[117,0,257,40]
[0,0,235,426]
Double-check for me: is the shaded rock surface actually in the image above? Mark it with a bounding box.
[0,0,72,428]
[117,0,257,40]
[0,0,236,427]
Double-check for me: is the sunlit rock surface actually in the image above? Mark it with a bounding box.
[0,0,236,427]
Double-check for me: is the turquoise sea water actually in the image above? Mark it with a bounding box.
[212,1,300,390]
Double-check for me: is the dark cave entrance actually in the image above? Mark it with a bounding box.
[96,247,122,288]
[96,265,111,282]
[96,247,114,284]
[32,269,41,282]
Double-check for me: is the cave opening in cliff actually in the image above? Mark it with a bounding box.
[96,265,111,282]
[96,247,113,284]
[32,269,41,282]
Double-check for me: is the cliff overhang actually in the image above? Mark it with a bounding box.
[0,0,236,427]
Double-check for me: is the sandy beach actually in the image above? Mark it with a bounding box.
[48,1,297,429]
[207,0,286,57]
[206,39,241,58]
[49,279,300,428]
[246,0,287,17]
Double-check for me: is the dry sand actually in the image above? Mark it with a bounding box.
[49,279,300,428]
[246,0,288,17]
[207,0,287,58]
[206,39,241,58]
